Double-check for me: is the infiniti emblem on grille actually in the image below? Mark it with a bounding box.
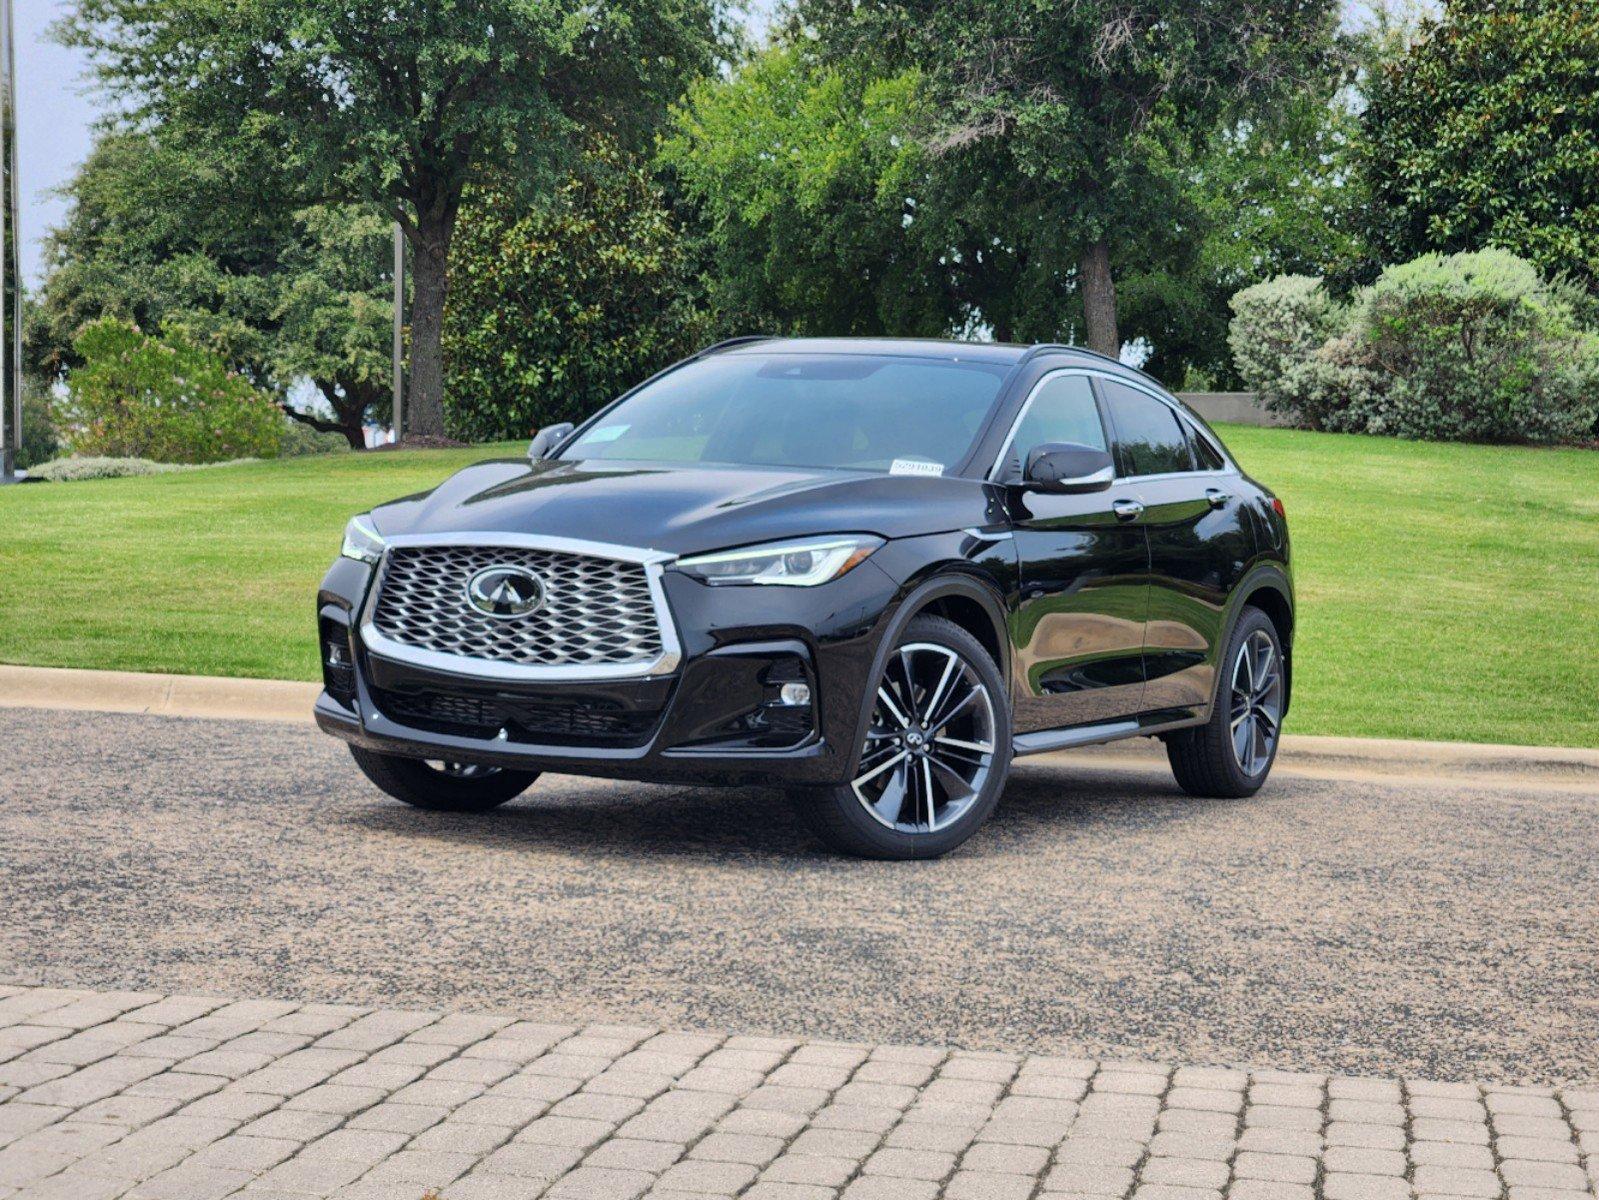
[465,565,546,618]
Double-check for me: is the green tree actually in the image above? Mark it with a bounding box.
[268,207,397,447]
[32,131,393,448]
[663,40,1103,344]
[662,45,952,338]
[58,0,720,438]
[1357,0,1599,293]
[801,0,1342,356]
[443,142,710,441]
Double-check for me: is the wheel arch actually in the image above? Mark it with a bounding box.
[909,586,1009,686]
[843,570,1012,778]
[1227,567,1295,715]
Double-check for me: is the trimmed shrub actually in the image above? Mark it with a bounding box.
[1353,251,1599,442]
[26,456,260,482]
[1238,251,1599,443]
[278,419,353,457]
[63,319,285,463]
[1227,275,1341,411]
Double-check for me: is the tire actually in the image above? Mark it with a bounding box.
[1166,606,1285,798]
[348,745,539,813]
[791,615,1012,860]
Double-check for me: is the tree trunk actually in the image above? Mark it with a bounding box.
[1079,240,1120,358]
[406,214,455,438]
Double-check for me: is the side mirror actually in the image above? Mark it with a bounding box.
[527,422,575,460]
[1023,442,1115,493]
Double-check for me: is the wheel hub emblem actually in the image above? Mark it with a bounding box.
[465,565,546,618]
[905,731,925,749]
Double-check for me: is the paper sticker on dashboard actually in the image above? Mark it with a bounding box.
[889,458,945,477]
[584,424,629,443]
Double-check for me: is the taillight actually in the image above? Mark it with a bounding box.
[1270,496,1286,519]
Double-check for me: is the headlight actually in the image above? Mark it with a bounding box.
[676,535,883,586]
[340,514,386,564]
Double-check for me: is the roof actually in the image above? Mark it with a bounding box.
[709,336,1154,385]
[715,336,1030,365]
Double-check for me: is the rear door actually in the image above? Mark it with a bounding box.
[1000,372,1150,733]
[1100,380,1252,716]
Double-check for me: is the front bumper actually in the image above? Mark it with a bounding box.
[314,551,899,787]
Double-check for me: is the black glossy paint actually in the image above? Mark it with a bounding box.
[315,339,1293,788]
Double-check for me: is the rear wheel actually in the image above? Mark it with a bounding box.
[1166,606,1284,798]
[348,746,539,812]
[791,615,1012,860]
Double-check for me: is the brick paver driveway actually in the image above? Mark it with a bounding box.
[2,983,1597,1200]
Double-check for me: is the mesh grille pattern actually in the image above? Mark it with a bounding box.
[371,687,658,747]
[370,545,663,667]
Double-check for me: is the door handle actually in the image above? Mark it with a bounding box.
[1205,488,1231,510]
[1112,498,1145,522]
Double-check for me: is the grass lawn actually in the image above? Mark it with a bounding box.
[2,429,1595,748]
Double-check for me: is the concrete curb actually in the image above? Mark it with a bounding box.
[0,664,318,724]
[3,662,1596,783]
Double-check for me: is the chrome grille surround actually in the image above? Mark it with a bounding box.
[360,533,681,682]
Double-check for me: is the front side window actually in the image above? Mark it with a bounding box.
[998,373,1107,478]
[1104,382,1194,477]
[560,353,1011,475]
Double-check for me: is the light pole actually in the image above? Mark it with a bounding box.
[392,222,404,445]
[0,0,20,483]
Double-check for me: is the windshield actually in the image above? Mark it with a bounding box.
[559,353,1011,475]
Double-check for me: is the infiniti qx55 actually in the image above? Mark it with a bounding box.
[316,338,1292,858]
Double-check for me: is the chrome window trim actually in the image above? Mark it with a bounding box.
[987,368,1109,484]
[986,366,1239,485]
[358,532,683,682]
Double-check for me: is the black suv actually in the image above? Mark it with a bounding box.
[316,338,1292,858]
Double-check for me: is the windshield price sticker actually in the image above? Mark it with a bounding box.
[890,458,945,477]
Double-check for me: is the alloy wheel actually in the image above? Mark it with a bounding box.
[851,642,997,834]
[1229,629,1284,776]
[426,761,502,779]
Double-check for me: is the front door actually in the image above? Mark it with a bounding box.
[1001,372,1150,733]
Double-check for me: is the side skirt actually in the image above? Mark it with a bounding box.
[1011,707,1205,757]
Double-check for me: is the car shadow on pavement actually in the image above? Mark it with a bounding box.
[336,761,1238,863]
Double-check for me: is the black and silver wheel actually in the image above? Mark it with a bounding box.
[791,615,1012,859]
[348,746,540,812]
[1166,606,1284,798]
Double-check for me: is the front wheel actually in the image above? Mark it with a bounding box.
[348,746,539,812]
[1165,606,1285,798]
[791,615,1012,860]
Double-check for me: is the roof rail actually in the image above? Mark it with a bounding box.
[694,335,775,358]
[1019,341,1125,368]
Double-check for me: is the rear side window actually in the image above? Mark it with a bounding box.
[1104,382,1194,477]
[1189,425,1226,470]
[1001,373,1107,478]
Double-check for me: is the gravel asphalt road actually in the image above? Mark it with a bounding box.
[1,708,1594,1086]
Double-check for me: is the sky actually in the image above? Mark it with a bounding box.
[15,0,93,283]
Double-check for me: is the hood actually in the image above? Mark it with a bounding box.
[369,457,996,556]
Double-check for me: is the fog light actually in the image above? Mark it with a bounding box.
[779,682,812,707]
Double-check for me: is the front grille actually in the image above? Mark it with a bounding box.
[370,686,659,747]
[369,545,663,668]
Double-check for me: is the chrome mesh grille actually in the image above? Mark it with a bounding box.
[369,545,663,667]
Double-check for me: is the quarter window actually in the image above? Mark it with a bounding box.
[1104,382,1194,477]
[1002,374,1106,478]
[1189,424,1226,471]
